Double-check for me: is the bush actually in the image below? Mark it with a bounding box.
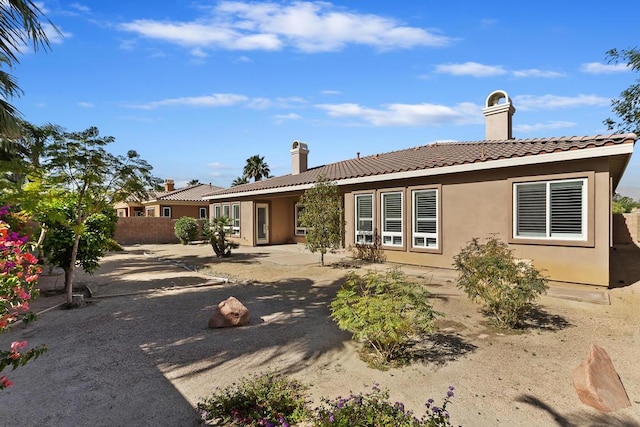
[330,269,437,367]
[350,230,385,263]
[196,371,310,426]
[453,236,548,329]
[314,383,456,427]
[174,216,199,245]
[204,217,239,257]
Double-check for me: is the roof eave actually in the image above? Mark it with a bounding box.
[203,142,635,201]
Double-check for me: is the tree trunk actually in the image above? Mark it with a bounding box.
[65,233,82,305]
[321,252,325,267]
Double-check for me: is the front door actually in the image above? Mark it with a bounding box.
[256,203,269,245]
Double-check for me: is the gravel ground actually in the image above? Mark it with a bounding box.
[1,244,639,426]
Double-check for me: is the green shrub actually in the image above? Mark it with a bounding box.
[313,383,456,427]
[196,371,310,426]
[453,236,548,329]
[330,269,437,367]
[204,217,239,257]
[174,216,198,244]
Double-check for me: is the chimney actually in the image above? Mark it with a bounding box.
[482,90,515,140]
[290,140,309,175]
[164,179,175,192]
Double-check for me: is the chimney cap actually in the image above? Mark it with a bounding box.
[485,90,511,108]
[291,140,308,152]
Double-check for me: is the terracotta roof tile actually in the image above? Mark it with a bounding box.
[205,133,636,197]
[157,184,224,202]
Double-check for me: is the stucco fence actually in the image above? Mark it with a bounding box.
[114,213,640,247]
[113,217,208,245]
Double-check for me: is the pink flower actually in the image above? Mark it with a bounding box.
[10,341,27,352]
[0,376,14,388]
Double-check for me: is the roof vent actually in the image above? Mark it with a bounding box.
[482,90,515,140]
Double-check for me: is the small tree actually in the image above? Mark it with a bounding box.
[330,269,437,366]
[298,177,344,266]
[41,196,119,291]
[205,217,238,257]
[174,216,198,244]
[453,236,548,329]
[603,47,640,134]
[44,126,157,305]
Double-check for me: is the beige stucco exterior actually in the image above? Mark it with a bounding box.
[342,157,611,287]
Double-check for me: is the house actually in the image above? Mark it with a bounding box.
[202,90,636,288]
[115,179,223,219]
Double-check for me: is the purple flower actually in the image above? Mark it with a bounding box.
[432,406,441,414]
[329,414,335,422]
[447,390,454,398]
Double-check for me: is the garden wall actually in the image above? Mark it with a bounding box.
[613,212,640,245]
[114,217,180,245]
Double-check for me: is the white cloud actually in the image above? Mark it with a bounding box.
[70,3,91,14]
[234,55,252,63]
[512,68,565,78]
[434,61,507,77]
[514,94,610,111]
[274,112,302,124]
[125,93,249,109]
[581,62,629,74]
[33,2,49,14]
[190,48,208,58]
[43,22,66,44]
[78,101,94,108]
[316,101,482,126]
[118,1,451,54]
[321,90,341,95]
[514,121,576,133]
[480,18,497,28]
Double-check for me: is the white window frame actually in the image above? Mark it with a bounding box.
[222,204,230,219]
[146,207,155,217]
[381,191,403,247]
[199,207,208,219]
[161,206,171,217]
[295,204,307,236]
[231,203,240,236]
[412,189,438,249]
[513,178,587,241]
[213,205,221,219]
[355,193,374,244]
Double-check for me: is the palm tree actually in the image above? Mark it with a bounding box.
[0,1,59,134]
[187,179,200,186]
[231,176,249,186]
[242,154,271,182]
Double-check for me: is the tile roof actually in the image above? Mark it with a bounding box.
[153,183,224,202]
[205,133,636,197]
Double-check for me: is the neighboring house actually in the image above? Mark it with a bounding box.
[115,179,223,219]
[202,90,636,288]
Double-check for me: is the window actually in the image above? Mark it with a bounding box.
[161,206,171,218]
[381,192,403,246]
[355,194,374,244]
[412,189,438,249]
[199,207,208,219]
[146,207,155,217]
[295,204,306,235]
[213,205,221,219]
[514,178,586,240]
[117,210,124,217]
[222,204,230,219]
[231,203,240,236]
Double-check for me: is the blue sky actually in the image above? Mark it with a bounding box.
[14,1,640,193]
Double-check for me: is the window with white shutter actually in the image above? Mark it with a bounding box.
[412,189,438,248]
[355,194,374,244]
[231,204,240,236]
[381,192,403,246]
[514,178,586,240]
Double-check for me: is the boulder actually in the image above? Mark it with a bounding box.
[572,344,631,412]
[208,296,250,328]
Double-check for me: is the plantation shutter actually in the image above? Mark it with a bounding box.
[413,190,438,248]
[383,193,402,232]
[357,195,373,232]
[550,181,583,236]
[516,183,546,237]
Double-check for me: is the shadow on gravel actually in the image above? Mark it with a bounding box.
[522,306,573,331]
[516,394,640,427]
[411,333,478,366]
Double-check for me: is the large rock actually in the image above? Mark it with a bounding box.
[208,296,250,328]
[572,344,631,412]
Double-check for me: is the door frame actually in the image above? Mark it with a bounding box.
[255,202,269,245]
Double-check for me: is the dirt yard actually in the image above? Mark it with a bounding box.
[1,243,639,426]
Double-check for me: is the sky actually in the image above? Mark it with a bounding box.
[13,1,640,193]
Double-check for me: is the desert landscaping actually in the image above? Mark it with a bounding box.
[0,242,639,426]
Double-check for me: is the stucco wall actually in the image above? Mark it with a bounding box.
[614,212,640,244]
[114,217,181,245]
[344,158,611,287]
